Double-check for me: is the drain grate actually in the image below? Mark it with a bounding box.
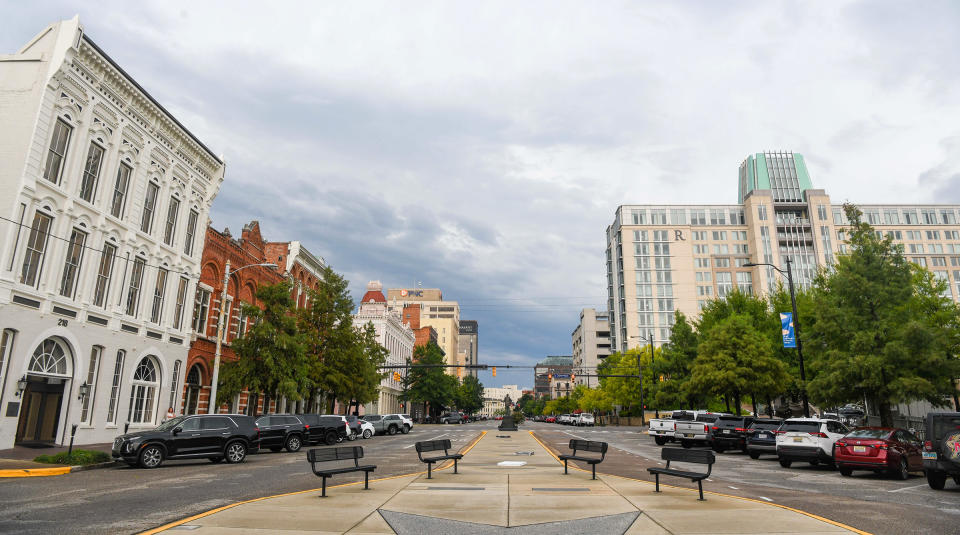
[514,451,535,455]
[495,435,512,438]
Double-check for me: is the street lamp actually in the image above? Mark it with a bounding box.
[744,257,810,418]
[208,260,278,414]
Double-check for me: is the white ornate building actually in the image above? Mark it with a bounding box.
[481,384,524,417]
[355,281,414,415]
[0,17,224,449]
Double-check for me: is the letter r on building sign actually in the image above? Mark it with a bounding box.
[675,230,684,241]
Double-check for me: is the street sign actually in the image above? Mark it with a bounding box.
[780,312,796,348]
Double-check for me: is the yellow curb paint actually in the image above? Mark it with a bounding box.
[527,431,872,535]
[0,466,72,477]
[141,429,488,534]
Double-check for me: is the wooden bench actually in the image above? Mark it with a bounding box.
[415,439,463,479]
[306,446,376,497]
[647,447,715,500]
[557,439,608,480]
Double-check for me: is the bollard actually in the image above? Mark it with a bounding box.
[68,424,78,457]
[124,422,130,434]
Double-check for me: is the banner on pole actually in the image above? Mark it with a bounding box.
[780,312,796,348]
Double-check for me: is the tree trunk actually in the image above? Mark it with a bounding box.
[766,395,773,418]
[878,399,894,427]
[750,393,758,418]
[952,379,960,412]
[724,396,731,413]
[733,392,741,415]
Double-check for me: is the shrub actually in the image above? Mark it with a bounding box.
[33,449,111,466]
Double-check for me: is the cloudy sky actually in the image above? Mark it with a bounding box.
[5,1,959,389]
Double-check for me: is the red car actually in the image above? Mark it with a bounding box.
[834,427,924,479]
[545,416,556,423]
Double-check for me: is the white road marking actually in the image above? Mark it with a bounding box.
[728,486,739,490]
[888,483,929,493]
[759,496,773,502]
[403,432,449,448]
[563,431,587,440]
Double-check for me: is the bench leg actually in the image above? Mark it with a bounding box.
[321,476,328,498]
[454,458,458,474]
[427,462,432,479]
[698,480,705,501]
[591,463,596,480]
[654,473,660,493]
[364,470,370,490]
[563,459,568,474]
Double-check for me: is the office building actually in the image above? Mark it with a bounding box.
[481,384,523,417]
[458,320,479,379]
[0,18,224,448]
[387,288,460,376]
[533,356,573,399]
[571,308,611,387]
[606,150,960,354]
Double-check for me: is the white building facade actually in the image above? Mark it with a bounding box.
[0,18,224,449]
[355,282,415,415]
[571,308,611,388]
[481,384,524,417]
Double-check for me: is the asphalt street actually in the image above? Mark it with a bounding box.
[529,422,960,535]
[0,423,483,535]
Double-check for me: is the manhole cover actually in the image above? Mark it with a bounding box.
[496,435,512,438]
[514,451,535,455]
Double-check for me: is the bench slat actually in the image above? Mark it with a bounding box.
[661,447,714,464]
[569,439,608,454]
[415,439,452,453]
[307,446,364,463]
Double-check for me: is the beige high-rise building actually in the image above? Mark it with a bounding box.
[387,288,460,376]
[572,308,611,388]
[606,151,960,354]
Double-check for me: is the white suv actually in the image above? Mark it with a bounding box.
[577,414,595,427]
[776,418,850,468]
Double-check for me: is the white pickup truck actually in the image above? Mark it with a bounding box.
[674,412,725,448]
[647,410,697,445]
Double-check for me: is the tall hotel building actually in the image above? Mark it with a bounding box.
[606,151,960,353]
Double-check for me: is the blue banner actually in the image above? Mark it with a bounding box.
[780,312,796,348]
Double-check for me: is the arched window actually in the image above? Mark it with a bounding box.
[128,356,160,424]
[28,338,69,376]
[183,364,202,415]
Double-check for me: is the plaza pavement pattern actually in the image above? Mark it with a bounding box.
[145,429,867,535]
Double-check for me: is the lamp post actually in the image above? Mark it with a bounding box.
[744,257,810,418]
[208,260,277,414]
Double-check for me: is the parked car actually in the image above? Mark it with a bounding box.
[344,415,363,440]
[577,413,595,426]
[439,412,464,424]
[775,418,850,468]
[746,418,784,459]
[401,414,414,430]
[545,416,556,423]
[711,415,756,453]
[834,427,923,479]
[675,412,724,448]
[648,410,695,446]
[921,412,960,490]
[358,419,375,439]
[112,414,258,468]
[362,414,408,435]
[389,414,413,432]
[294,414,350,445]
[255,414,307,452]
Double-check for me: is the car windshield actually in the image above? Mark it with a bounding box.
[846,429,892,439]
[782,421,821,432]
[672,411,695,421]
[695,414,718,423]
[154,416,187,431]
[716,416,743,427]
[750,420,783,430]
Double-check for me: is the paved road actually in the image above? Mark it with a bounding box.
[529,422,960,535]
[0,423,483,535]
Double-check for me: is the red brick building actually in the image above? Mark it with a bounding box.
[401,303,439,351]
[182,221,285,415]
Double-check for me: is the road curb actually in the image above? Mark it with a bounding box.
[0,466,72,477]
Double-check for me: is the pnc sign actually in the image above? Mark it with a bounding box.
[399,289,423,297]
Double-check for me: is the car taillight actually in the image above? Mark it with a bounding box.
[877,444,889,450]
[808,432,828,438]
[711,426,719,431]
[304,424,310,430]
[672,423,676,430]
[735,428,749,433]
[835,441,846,447]
[924,440,933,451]
[773,430,785,435]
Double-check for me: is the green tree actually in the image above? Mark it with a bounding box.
[578,387,614,413]
[689,314,789,415]
[455,375,485,415]
[806,204,960,424]
[338,322,389,414]
[218,281,310,409]
[653,311,699,409]
[404,342,458,418]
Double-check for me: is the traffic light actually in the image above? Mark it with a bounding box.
[548,373,553,381]
[492,367,497,377]
[457,366,463,378]
[659,374,665,383]
[393,372,402,382]
[571,373,576,383]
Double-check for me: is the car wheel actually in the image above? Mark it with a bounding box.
[138,445,164,469]
[893,458,909,480]
[654,436,667,446]
[324,430,338,445]
[225,441,247,463]
[808,460,820,466]
[926,470,946,490]
[285,435,303,452]
[680,440,692,449]
[779,459,792,468]
[388,425,398,435]
[839,466,852,476]
[347,431,357,441]
[748,451,760,460]
[402,424,410,434]
[363,429,373,439]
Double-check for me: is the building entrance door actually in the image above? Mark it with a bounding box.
[15,378,65,444]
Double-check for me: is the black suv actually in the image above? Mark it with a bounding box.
[295,414,350,445]
[922,412,960,490]
[745,418,783,459]
[710,415,756,453]
[112,414,258,468]
[255,414,307,452]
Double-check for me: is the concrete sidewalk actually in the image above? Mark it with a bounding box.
[145,430,868,534]
[0,441,114,477]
